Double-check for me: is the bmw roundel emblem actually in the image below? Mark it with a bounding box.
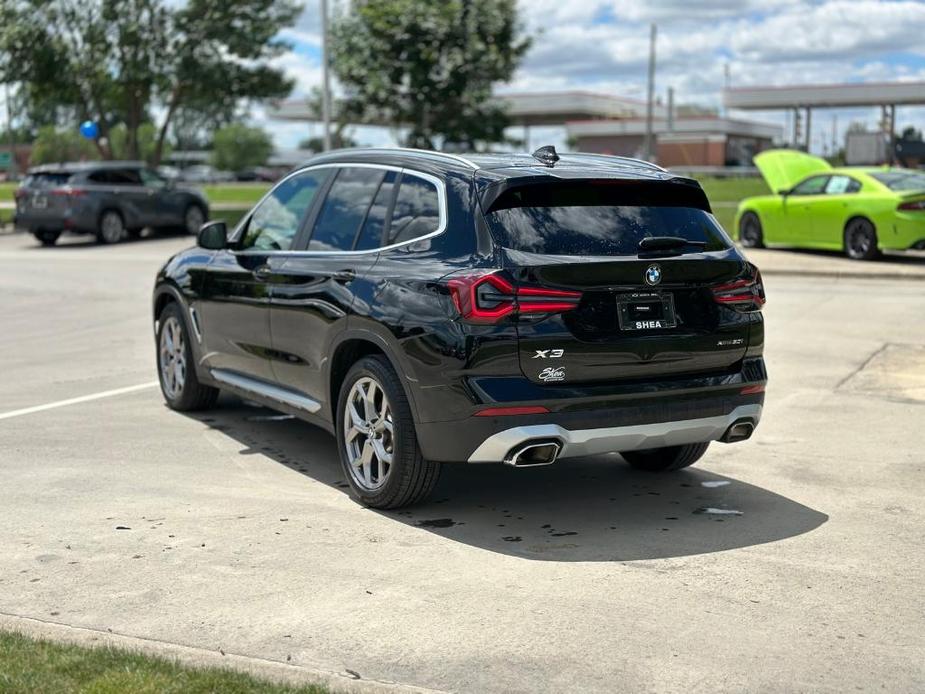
[645,264,662,286]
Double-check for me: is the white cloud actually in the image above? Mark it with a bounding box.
[260,0,925,152]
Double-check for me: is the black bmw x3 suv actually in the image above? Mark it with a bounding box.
[153,146,767,509]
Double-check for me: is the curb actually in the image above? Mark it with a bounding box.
[760,268,925,282]
[0,613,446,694]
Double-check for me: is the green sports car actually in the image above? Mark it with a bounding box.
[735,149,925,260]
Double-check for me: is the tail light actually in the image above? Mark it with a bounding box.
[898,199,925,211]
[50,187,87,199]
[712,265,766,312]
[447,271,582,324]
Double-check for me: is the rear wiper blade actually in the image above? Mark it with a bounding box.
[638,236,707,252]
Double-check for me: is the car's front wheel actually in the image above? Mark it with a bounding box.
[621,442,710,472]
[184,204,206,235]
[336,355,440,509]
[844,218,880,260]
[738,212,764,248]
[156,303,219,411]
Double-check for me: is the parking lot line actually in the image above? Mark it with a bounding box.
[0,381,159,421]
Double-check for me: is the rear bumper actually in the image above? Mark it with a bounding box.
[467,403,761,463]
[414,359,767,463]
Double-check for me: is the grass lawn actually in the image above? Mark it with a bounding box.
[0,630,332,694]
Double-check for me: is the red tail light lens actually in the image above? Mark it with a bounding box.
[474,405,550,417]
[712,265,766,312]
[50,187,87,198]
[447,271,582,324]
[898,199,925,211]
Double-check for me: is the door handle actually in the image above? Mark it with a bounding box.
[253,265,272,281]
[332,269,356,282]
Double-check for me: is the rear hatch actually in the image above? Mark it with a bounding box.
[482,179,759,385]
[17,171,78,221]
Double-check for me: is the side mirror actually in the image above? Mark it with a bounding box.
[197,220,227,250]
[777,188,791,196]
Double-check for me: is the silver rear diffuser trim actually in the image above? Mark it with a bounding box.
[468,404,762,464]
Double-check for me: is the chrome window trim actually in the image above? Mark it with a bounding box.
[231,162,449,256]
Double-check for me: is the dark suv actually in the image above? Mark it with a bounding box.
[152,147,767,509]
[15,161,209,246]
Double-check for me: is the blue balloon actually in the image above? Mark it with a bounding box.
[79,120,99,140]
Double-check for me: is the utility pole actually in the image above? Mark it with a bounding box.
[4,83,15,178]
[320,0,333,152]
[667,87,674,132]
[643,23,657,162]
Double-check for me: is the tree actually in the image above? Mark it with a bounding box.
[330,0,530,150]
[0,0,299,165]
[900,126,923,142]
[30,126,97,164]
[211,123,273,172]
[108,122,170,164]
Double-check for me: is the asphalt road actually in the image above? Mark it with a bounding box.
[1,231,924,693]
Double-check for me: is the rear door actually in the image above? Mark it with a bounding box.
[482,181,755,385]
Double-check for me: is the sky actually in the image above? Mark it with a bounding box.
[260,0,925,154]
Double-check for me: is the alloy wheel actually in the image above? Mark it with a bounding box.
[159,316,187,399]
[185,206,205,234]
[100,212,124,243]
[847,221,874,257]
[343,376,394,491]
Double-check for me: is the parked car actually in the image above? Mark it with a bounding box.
[179,165,234,184]
[152,147,767,509]
[15,161,210,246]
[736,149,925,259]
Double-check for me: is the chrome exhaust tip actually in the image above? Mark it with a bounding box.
[721,419,755,443]
[504,440,561,467]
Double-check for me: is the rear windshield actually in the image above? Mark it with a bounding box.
[870,170,925,191]
[484,183,731,257]
[24,172,74,188]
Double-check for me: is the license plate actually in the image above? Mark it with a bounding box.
[32,194,47,209]
[617,292,677,331]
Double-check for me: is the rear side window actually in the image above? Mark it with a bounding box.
[24,172,73,187]
[354,171,397,251]
[388,175,440,245]
[871,170,925,191]
[309,167,385,252]
[825,175,860,194]
[484,182,730,257]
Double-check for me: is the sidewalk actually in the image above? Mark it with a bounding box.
[745,246,925,281]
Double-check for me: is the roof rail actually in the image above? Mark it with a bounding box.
[561,152,667,172]
[306,147,479,170]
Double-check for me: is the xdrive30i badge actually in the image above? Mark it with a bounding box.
[645,264,662,286]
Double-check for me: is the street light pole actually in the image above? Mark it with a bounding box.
[644,23,657,162]
[320,0,332,152]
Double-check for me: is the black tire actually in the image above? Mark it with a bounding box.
[156,303,219,411]
[34,230,61,247]
[621,442,710,472]
[844,218,880,260]
[336,355,440,509]
[738,212,764,248]
[97,209,125,244]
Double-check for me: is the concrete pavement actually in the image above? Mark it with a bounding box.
[0,232,924,693]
